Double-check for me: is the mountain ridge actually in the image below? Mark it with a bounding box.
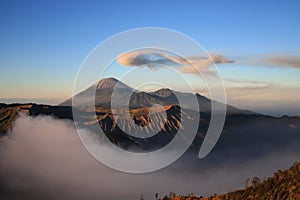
[1,78,299,165]
[60,77,255,115]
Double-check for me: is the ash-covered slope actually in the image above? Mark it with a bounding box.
[1,102,299,157]
[1,78,299,161]
[60,77,134,107]
[60,77,254,115]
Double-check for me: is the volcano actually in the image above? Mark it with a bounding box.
[60,77,254,115]
[1,77,299,157]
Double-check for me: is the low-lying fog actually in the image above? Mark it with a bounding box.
[0,114,299,200]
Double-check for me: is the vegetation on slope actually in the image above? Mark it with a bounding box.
[156,162,300,200]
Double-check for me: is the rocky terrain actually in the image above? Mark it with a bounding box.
[1,78,299,155]
[1,78,300,200]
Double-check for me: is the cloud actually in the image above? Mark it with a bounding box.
[1,114,299,200]
[264,55,300,69]
[116,49,234,74]
[223,78,275,90]
[224,84,300,116]
[179,54,234,74]
[117,50,300,72]
[236,54,300,69]
[117,49,181,70]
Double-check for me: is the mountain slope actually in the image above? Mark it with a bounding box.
[167,162,300,200]
[0,103,300,200]
[60,77,255,115]
[1,102,299,156]
[1,78,299,154]
[60,77,133,107]
[0,104,73,134]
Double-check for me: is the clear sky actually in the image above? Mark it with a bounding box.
[1,0,300,116]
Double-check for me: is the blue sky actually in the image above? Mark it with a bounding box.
[1,0,300,116]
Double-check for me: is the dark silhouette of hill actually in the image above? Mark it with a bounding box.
[0,104,72,136]
[160,162,300,200]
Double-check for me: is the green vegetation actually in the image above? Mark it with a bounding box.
[156,162,300,200]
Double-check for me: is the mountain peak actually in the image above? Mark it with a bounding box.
[153,88,174,98]
[96,77,119,89]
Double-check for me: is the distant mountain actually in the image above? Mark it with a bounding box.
[60,77,255,115]
[1,78,299,200]
[2,77,299,152]
[0,103,72,136]
[1,77,299,160]
[94,77,126,89]
[60,77,133,108]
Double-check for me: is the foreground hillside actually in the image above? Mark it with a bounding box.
[161,162,300,200]
[1,102,299,156]
[0,103,72,135]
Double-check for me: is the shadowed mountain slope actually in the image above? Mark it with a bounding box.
[1,78,299,161]
[164,162,300,200]
[60,77,254,115]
